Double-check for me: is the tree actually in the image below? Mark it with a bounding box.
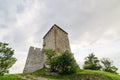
[42,49,58,72]
[101,58,118,74]
[57,50,79,74]
[43,49,79,74]
[0,42,16,76]
[83,53,101,70]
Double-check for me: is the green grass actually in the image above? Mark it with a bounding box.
[0,75,21,80]
[77,70,120,80]
[31,68,69,80]
[1,69,120,80]
[30,68,120,80]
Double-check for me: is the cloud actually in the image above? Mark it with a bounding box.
[0,0,45,73]
[10,52,27,73]
[0,0,120,73]
[0,0,44,51]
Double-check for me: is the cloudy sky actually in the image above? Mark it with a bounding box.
[0,0,120,73]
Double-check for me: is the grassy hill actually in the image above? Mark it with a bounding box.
[0,75,21,80]
[1,69,120,80]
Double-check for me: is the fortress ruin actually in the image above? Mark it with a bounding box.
[23,24,71,73]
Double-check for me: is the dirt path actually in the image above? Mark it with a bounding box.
[37,77,48,80]
[17,74,48,80]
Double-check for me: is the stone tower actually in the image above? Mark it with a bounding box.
[43,24,71,53]
[23,24,71,73]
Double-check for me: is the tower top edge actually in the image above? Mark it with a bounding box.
[43,24,68,39]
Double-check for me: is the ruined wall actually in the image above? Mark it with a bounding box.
[23,46,45,73]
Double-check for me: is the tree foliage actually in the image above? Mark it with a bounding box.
[83,53,118,74]
[42,49,79,74]
[42,49,58,72]
[83,53,101,70]
[0,42,16,76]
[57,50,79,74]
[101,58,118,74]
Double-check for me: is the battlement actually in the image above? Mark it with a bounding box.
[23,46,45,73]
[29,46,41,53]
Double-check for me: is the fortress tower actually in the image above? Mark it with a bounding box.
[23,24,71,73]
[43,24,71,53]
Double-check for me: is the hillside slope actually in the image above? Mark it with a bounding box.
[1,69,120,80]
[26,68,120,80]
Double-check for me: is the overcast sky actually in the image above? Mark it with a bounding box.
[0,0,120,73]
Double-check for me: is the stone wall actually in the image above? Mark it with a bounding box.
[23,46,45,73]
[54,26,71,52]
[43,27,56,50]
[43,24,71,53]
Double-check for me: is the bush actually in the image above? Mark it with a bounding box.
[42,49,58,72]
[43,49,79,74]
[57,50,79,74]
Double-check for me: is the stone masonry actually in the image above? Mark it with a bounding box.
[23,47,45,73]
[43,24,71,53]
[23,24,71,73]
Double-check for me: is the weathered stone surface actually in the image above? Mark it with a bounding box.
[23,46,45,73]
[43,24,71,53]
[23,24,71,73]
